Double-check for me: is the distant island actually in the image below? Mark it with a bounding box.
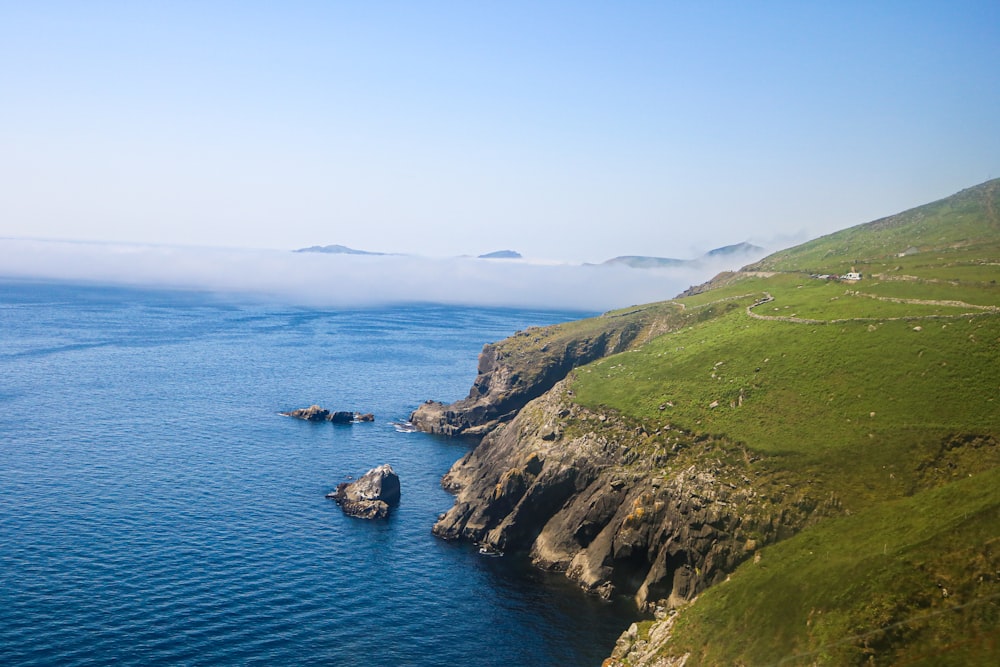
[293,244,525,260]
[477,250,522,259]
[292,242,765,268]
[293,244,391,256]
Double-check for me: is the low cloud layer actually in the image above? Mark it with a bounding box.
[0,239,767,312]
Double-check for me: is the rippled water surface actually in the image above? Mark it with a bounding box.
[0,281,634,666]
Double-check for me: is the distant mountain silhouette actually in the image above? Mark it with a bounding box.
[477,250,522,259]
[706,241,764,257]
[294,244,390,256]
[600,242,764,269]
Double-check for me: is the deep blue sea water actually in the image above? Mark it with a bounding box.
[0,280,635,666]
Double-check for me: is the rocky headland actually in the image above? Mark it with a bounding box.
[410,302,806,609]
[411,180,1000,665]
[409,301,686,438]
[430,379,818,609]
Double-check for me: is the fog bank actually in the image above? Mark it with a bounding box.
[0,239,766,312]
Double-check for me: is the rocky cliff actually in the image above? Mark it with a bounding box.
[417,297,842,665]
[410,302,686,438]
[432,379,822,610]
[420,299,829,610]
[420,180,1000,664]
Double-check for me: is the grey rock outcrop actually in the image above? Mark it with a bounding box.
[605,612,689,667]
[328,410,354,424]
[281,404,330,421]
[281,405,375,424]
[432,381,810,610]
[327,464,401,519]
[409,325,645,439]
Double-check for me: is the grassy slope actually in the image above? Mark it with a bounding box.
[569,179,1000,663]
[749,178,1000,274]
[671,468,1000,665]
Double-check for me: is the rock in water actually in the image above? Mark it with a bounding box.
[328,410,354,424]
[281,404,330,421]
[327,464,401,519]
[281,405,375,423]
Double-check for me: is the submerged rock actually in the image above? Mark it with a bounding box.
[327,464,401,519]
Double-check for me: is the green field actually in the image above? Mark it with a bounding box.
[572,179,1000,664]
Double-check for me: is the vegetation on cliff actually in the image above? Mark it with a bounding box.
[593,179,1000,665]
[409,300,687,436]
[423,178,1000,664]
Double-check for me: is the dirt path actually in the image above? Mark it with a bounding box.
[846,290,1000,312]
[746,291,998,325]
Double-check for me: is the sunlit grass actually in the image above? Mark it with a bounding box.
[574,303,1000,456]
[667,468,1000,665]
[558,179,1000,664]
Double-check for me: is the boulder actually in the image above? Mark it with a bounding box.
[354,412,375,422]
[327,464,401,519]
[328,410,354,424]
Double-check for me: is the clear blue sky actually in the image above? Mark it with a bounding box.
[2,1,998,262]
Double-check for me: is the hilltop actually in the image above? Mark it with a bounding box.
[748,178,1000,274]
[414,178,1000,665]
[600,242,766,270]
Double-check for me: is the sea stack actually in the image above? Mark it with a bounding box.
[327,464,401,519]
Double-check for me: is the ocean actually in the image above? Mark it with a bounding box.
[0,280,635,666]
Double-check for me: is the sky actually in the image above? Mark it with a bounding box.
[1,1,998,265]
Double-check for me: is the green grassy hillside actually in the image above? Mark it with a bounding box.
[670,468,1000,665]
[581,179,1000,664]
[749,178,1000,274]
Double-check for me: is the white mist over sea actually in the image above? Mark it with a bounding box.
[0,238,766,311]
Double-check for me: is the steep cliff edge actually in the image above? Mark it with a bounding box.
[432,379,820,610]
[426,181,1000,664]
[410,301,685,437]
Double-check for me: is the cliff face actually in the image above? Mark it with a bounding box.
[410,303,685,438]
[411,333,633,437]
[408,341,536,438]
[420,180,1000,664]
[432,380,815,610]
